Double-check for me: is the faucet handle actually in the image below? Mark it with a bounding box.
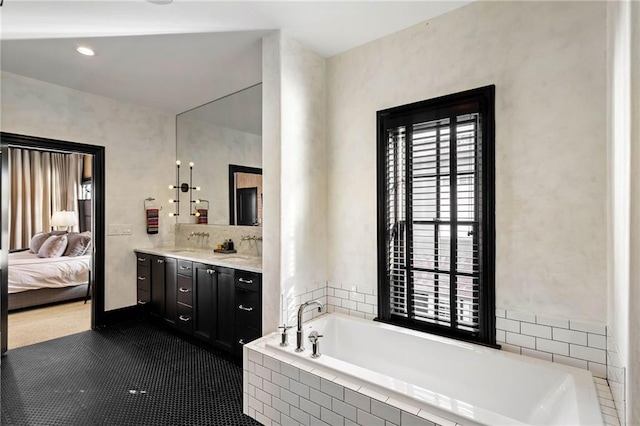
[308,331,323,343]
[278,324,293,331]
[278,324,293,347]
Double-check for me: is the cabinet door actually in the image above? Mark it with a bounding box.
[164,257,177,326]
[150,256,165,318]
[194,262,215,342]
[214,267,234,351]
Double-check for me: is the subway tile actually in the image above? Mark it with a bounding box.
[265,404,282,423]
[342,299,357,310]
[499,343,522,354]
[386,398,420,415]
[249,373,263,389]
[593,377,607,386]
[280,413,298,426]
[345,389,371,412]
[495,308,506,318]
[570,345,606,364]
[321,378,344,400]
[345,421,358,426]
[603,414,620,426]
[272,371,291,389]
[249,384,256,398]
[601,406,618,417]
[417,410,456,426]
[366,294,377,305]
[365,313,377,321]
[326,305,336,314]
[248,361,256,374]
[553,354,588,370]
[310,415,331,426]
[350,292,365,303]
[300,370,322,390]
[536,315,569,329]
[326,288,335,297]
[589,362,607,379]
[310,388,332,409]
[334,377,360,391]
[496,317,520,333]
[328,296,342,307]
[313,368,337,381]
[281,388,300,408]
[249,407,256,419]
[521,348,553,362]
[371,400,401,424]
[273,397,290,416]
[264,380,281,397]
[349,311,365,319]
[249,350,264,365]
[588,334,607,350]
[599,397,616,409]
[521,323,552,339]
[282,363,300,381]
[496,329,506,342]
[320,407,345,426]
[506,310,536,323]
[249,395,264,413]
[256,411,272,426]
[332,398,357,421]
[359,387,389,402]
[570,321,606,335]
[313,289,325,300]
[256,364,273,381]
[264,357,281,373]
[357,409,385,426]
[290,406,311,426]
[506,332,535,349]
[401,411,435,426]
[334,289,349,299]
[300,397,321,418]
[291,380,311,399]
[256,388,273,406]
[335,307,350,315]
[553,328,587,346]
[356,302,374,314]
[536,338,569,356]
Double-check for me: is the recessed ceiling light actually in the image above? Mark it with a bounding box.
[76,46,95,57]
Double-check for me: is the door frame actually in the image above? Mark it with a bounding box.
[228,164,262,225]
[1,132,106,354]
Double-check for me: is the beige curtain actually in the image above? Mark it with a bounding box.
[9,149,83,249]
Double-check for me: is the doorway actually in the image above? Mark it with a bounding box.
[236,187,258,226]
[1,132,106,354]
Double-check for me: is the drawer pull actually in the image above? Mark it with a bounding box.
[239,339,245,345]
[137,300,148,305]
[178,287,191,293]
[180,265,191,271]
[157,259,164,264]
[238,305,253,312]
[137,257,146,262]
[179,315,191,322]
[238,278,253,284]
[137,276,146,281]
[207,269,216,275]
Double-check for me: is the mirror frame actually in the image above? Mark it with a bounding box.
[228,164,262,226]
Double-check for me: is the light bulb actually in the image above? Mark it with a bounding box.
[169,185,174,189]
[189,162,194,167]
[195,199,201,204]
[176,160,181,166]
[196,186,201,191]
[195,212,200,217]
[168,212,174,217]
[169,199,174,203]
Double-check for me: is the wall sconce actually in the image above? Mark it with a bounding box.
[195,199,209,224]
[187,162,201,218]
[168,160,181,217]
[168,160,201,219]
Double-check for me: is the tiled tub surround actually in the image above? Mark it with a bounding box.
[244,313,603,426]
[606,330,626,426]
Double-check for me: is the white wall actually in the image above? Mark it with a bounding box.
[325,1,608,323]
[1,71,175,311]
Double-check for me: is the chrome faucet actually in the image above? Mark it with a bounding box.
[295,300,323,352]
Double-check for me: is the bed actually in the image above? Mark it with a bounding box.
[8,249,91,311]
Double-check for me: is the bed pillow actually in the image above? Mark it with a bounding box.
[29,232,51,254]
[63,231,92,257]
[37,234,68,258]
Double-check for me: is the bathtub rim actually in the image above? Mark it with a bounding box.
[246,312,603,426]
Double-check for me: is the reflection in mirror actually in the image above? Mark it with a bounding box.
[176,83,262,225]
[229,165,262,226]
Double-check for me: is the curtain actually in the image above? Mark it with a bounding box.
[9,149,83,249]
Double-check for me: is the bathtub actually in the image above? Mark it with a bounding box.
[247,313,603,426]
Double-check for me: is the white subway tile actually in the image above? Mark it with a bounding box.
[264,357,280,373]
[553,328,587,346]
[327,288,335,297]
[280,413,297,426]
[249,373,263,389]
[345,389,371,412]
[366,294,377,305]
[248,407,255,419]
[321,378,344,400]
[332,398,358,421]
[342,299,357,310]
[313,289,325,300]
[328,282,341,289]
[300,397,321,418]
[326,305,336,314]
[536,338,569,356]
[521,323,552,339]
[264,404,282,423]
[593,377,607,386]
[553,354,588,370]
[495,308,506,318]
[256,388,273,406]
[248,361,256,374]
[281,388,300,408]
[310,388,332,409]
[243,392,249,415]
[264,380,280,397]
[496,317,520,333]
[401,412,436,426]
[335,307,349,315]
[599,397,616,409]
[249,350,263,365]
[327,296,341,307]
[588,334,607,350]
[349,311,365,319]
[320,408,344,426]
[334,289,349,299]
[272,372,291,389]
[603,414,621,426]
[521,348,553,362]
[417,410,456,426]
[282,363,300,381]
[256,412,272,426]
[371,400,401,424]
[249,384,256,398]
[495,329,506,342]
[570,345,606,364]
[350,292,365,303]
[506,332,535,349]
[256,364,272,381]
[334,377,360,391]
[387,398,420,415]
[500,343,522,354]
[357,409,385,426]
[300,370,321,390]
[273,397,290,416]
[570,321,606,335]
[356,302,374,314]
[506,310,536,323]
[249,395,264,413]
[536,315,569,329]
[291,380,311,400]
[290,406,311,425]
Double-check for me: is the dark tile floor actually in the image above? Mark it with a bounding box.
[1,320,260,426]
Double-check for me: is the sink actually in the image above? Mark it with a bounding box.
[217,255,255,262]
[163,248,200,254]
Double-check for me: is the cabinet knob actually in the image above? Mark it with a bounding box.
[207,269,216,275]
[178,287,191,293]
[137,276,146,281]
[238,278,253,284]
[238,339,245,345]
[180,265,191,271]
[137,257,146,262]
[137,300,148,305]
[238,305,253,312]
[179,315,191,322]
[157,259,164,264]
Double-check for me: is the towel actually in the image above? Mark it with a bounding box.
[197,209,208,225]
[146,208,159,234]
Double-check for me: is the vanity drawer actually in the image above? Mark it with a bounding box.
[235,325,261,356]
[136,253,150,267]
[177,275,193,306]
[235,271,260,292]
[235,289,260,326]
[137,288,150,306]
[177,260,193,277]
[176,302,194,335]
[136,267,150,292]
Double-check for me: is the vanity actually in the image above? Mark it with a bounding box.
[134,247,262,357]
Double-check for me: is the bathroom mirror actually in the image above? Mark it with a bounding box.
[176,83,262,225]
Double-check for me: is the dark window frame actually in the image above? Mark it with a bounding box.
[376,86,497,347]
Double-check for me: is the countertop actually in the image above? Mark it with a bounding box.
[134,246,262,273]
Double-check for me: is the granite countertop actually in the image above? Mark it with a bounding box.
[134,246,262,273]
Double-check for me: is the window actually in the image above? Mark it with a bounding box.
[376,86,496,346]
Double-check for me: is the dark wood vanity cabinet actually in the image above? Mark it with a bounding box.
[135,251,262,357]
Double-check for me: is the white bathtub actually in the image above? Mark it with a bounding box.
[263,313,603,426]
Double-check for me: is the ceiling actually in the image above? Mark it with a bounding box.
[0,1,472,114]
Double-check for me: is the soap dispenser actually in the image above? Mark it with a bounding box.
[228,239,234,251]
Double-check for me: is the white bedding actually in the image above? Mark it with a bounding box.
[8,251,90,294]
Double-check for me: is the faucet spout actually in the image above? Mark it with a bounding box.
[295,300,324,352]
